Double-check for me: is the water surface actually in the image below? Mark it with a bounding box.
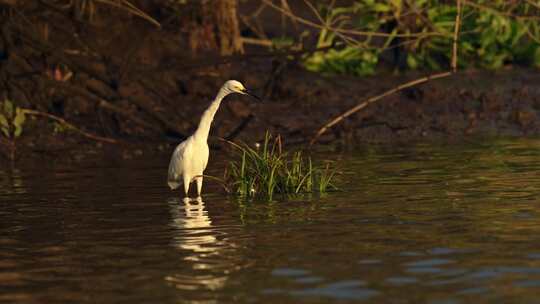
[2,138,540,303]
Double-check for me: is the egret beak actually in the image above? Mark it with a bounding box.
[242,89,261,101]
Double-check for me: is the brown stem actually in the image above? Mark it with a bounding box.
[0,137,15,161]
[452,0,462,72]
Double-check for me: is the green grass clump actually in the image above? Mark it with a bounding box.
[226,133,337,201]
[0,99,26,161]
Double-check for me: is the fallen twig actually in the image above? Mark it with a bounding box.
[22,109,118,144]
[240,37,273,47]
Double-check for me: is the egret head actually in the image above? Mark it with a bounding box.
[224,80,261,101]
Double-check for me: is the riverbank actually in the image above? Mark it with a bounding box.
[2,1,540,163]
[3,65,540,163]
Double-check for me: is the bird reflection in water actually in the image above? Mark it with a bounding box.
[166,197,229,292]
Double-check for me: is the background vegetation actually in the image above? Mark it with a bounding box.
[268,0,540,75]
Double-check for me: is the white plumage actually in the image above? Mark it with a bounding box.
[167,80,259,198]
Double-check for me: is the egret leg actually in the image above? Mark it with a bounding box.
[196,176,203,197]
[183,175,190,198]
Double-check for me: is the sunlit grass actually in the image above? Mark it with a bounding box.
[224,133,338,201]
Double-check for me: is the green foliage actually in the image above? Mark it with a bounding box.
[405,2,540,70]
[271,36,295,50]
[302,3,387,76]
[305,47,380,76]
[0,99,26,140]
[226,133,338,201]
[300,0,540,74]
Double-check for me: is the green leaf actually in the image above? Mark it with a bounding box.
[0,114,8,129]
[13,109,25,138]
[13,108,25,127]
[3,99,13,118]
[373,3,390,12]
[407,54,419,69]
[14,125,22,138]
[0,114,9,138]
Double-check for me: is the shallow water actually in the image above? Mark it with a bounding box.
[2,138,540,303]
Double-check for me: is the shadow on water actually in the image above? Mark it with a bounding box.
[2,138,540,303]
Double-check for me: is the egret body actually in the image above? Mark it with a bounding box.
[167,80,259,198]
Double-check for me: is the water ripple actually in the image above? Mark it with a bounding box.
[2,141,540,302]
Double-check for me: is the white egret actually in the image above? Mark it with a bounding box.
[167,80,260,198]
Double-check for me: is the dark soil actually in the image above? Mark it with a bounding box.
[1,2,540,164]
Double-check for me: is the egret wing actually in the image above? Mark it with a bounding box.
[167,140,188,190]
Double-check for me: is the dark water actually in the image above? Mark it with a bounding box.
[2,139,540,303]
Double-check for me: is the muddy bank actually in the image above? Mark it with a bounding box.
[277,67,540,145]
[6,65,540,164]
[200,65,540,146]
[2,2,540,162]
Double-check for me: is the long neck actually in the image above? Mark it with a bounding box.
[193,88,229,143]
